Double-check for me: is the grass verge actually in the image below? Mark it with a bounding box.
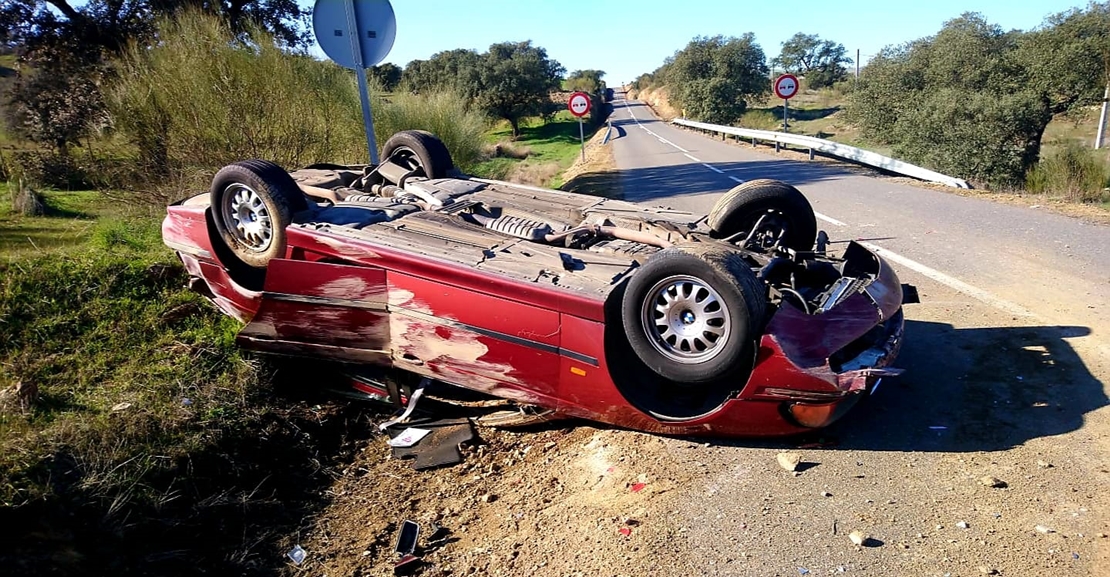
[1,189,379,575]
[471,110,602,188]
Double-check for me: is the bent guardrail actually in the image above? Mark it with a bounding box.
[672,118,971,189]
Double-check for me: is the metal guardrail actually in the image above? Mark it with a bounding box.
[602,120,613,145]
[672,118,972,189]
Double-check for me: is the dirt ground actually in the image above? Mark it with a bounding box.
[278,272,1109,577]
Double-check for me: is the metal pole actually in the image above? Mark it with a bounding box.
[856,49,860,80]
[1096,82,1109,150]
[783,98,788,133]
[579,118,585,161]
[343,0,379,164]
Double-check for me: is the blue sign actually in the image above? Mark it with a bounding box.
[313,0,397,70]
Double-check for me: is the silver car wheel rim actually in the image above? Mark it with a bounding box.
[222,183,272,252]
[641,274,731,364]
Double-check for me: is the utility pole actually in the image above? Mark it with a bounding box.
[1096,82,1109,149]
[856,49,860,80]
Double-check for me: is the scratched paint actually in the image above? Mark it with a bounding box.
[318,275,384,301]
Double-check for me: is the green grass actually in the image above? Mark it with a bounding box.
[0,188,372,573]
[0,186,104,255]
[470,110,600,188]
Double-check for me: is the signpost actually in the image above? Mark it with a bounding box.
[773,74,799,133]
[568,91,592,161]
[313,0,397,164]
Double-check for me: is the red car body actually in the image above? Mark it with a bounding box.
[164,173,904,437]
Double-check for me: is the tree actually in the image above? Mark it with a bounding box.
[401,48,481,98]
[474,41,564,136]
[773,33,853,89]
[665,35,768,124]
[565,69,606,93]
[369,63,403,92]
[845,12,1051,186]
[1014,2,1110,116]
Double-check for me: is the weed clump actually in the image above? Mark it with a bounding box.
[1026,142,1110,203]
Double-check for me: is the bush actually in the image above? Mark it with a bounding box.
[375,90,488,172]
[4,150,94,189]
[1026,142,1110,202]
[109,10,369,193]
[738,109,780,130]
[108,10,491,200]
[888,89,1049,187]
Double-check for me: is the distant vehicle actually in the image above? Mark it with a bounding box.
[604,87,614,101]
[163,130,906,436]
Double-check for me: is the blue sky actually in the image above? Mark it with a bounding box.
[303,0,1091,84]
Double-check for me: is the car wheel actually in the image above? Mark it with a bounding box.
[210,159,308,269]
[621,246,765,385]
[380,130,454,179]
[708,179,817,251]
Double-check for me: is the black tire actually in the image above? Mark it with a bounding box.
[380,130,454,179]
[210,160,308,269]
[708,179,817,251]
[621,246,765,384]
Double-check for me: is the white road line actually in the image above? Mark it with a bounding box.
[624,101,689,152]
[703,164,724,174]
[729,176,745,183]
[814,212,847,227]
[858,242,1036,318]
[683,153,701,162]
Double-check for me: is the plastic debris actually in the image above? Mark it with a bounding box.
[618,527,632,537]
[630,482,646,493]
[287,545,306,565]
[956,521,969,529]
[1035,525,1054,534]
[394,554,422,575]
[388,427,431,448]
[111,402,132,412]
[849,531,870,546]
[395,520,420,556]
[798,568,810,575]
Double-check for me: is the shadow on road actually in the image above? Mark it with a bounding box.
[566,161,853,203]
[830,320,1107,452]
[701,321,1106,453]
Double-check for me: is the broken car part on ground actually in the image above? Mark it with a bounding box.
[162,130,908,436]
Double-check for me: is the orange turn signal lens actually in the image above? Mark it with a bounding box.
[786,396,861,429]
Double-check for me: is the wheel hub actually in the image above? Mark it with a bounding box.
[223,183,273,252]
[641,275,732,364]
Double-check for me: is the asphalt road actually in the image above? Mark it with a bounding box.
[609,96,1110,343]
[595,94,1110,576]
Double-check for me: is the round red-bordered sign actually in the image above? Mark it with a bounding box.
[774,74,799,100]
[568,92,592,117]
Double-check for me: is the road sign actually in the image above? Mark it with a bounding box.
[568,92,592,118]
[774,74,799,100]
[312,0,397,164]
[313,0,397,70]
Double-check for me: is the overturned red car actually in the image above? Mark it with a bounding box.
[163,130,906,436]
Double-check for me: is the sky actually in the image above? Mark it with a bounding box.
[301,0,1092,84]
